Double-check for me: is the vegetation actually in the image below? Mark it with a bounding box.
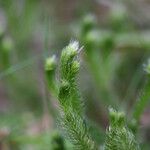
[45,40,144,149]
[0,0,150,149]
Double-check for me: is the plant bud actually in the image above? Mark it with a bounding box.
[45,55,57,71]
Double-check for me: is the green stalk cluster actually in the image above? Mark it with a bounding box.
[45,41,98,150]
[45,40,144,150]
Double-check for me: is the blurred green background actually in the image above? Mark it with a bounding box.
[0,0,150,149]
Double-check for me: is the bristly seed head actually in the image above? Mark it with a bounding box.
[70,40,80,51]
[65,40,83,57]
